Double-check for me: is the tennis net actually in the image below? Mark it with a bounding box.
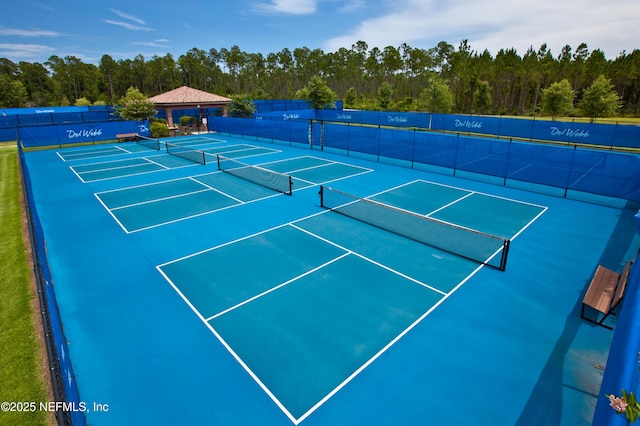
[166,142,206,165]
[319,186,510,271]
[136,135,161,150]
[217,155,293,195]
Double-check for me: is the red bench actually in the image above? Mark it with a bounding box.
[581,260,633,329]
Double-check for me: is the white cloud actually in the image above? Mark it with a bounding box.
[102,19,153,31]
[0,27,61,37]
[338,0,367,13]
[109,8,147,25]
[253,0,318,15]
[103,8,153,31]
[27,2,54,11]
[132,41,170,48]
[0,43,56,58]
[323,0,640,58]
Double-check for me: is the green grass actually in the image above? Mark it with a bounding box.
[0,145,50,426]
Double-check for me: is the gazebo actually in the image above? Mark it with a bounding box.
[147,86,232,131]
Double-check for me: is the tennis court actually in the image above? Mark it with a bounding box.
[158,179,546,423]
[21,133,639,425]
[94,155,371,232]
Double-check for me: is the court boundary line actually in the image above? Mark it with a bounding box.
[205,252,352,321]
[188,176,245,204]
[156,264,299,424]
[156,213,480,424]
[94,194,133,233]
[374,179,548,211]
[153,179,550,423]
[198,222,447,322]
[96,175,284,233]
[295,258,486,425]
[160,135,228,146]
[259,155,374,176]
[203,143,281,156]
[56,144,133,162]
[71,160,168,184]
[290,223,445,295]
[101,176,244,211]
[365,179,548,239]
[70,155,165,173]
[117,150,375,233]
[72,155,201,183]
[109,188,212,211]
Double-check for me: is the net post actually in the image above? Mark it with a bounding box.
[319,185,325,207]
[216,154,221,170]
[287,176,293,196]
[500,239,510,271]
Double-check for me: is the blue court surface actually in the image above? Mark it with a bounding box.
[23,133,640,425]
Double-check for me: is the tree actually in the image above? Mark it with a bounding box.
[376,82,392,110]
[4,39,640,115]
[150,121,169,138]
[19,61,52,106]
[540,79,575,118]
[344,87,357,108]
[578,75,621,120]
[419,77,453,113]
[0,74,27,107]
[99,55,118,103]
[473,81,492,114]
[228,96,256,117]
[74,97,92,106]
[116,87,156,120]
[295,76,336,110]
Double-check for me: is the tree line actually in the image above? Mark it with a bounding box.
[1,40,639,117]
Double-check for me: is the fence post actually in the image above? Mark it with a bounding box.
[503,138,513,186]
[563,145,578,198]
[453,132,460,177]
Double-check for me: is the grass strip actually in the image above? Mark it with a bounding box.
[0,145,50,426]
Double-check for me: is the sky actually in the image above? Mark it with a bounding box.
[1,0,639,65]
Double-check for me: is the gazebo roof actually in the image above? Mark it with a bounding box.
[148,86,232,105]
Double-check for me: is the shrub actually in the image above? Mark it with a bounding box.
[179,115,196,126]
[150,121,169,138]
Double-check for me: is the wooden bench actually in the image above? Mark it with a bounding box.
[581,260,633,329]
[116,133,139,142]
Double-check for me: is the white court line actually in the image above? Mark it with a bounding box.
[427,192,475,216]
[72,161,163,183]
[155,265,300,424]
[110,188,212,211]
[58,146,120,157]
[57,144,134,162]
[152,177,550,423]
[143,156,172,169]
[93,193,130,233]
[158,222,294,266]
[95,175,199,195]
[568,157,606,187]
[189,175,244,203]
[289,159,373,175]
[366,179,548,226]
[74,157,198,183]
[206,144,279,155]
[120,191,281,234]
[205,252,352,321]
[156,216,477,425]
[290,223,446,295]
